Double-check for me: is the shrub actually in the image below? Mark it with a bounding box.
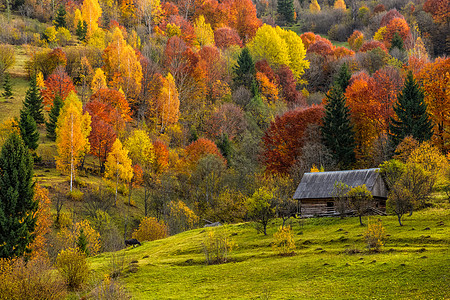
[202,228,235,264]
[56,248,90,290]
[88,275,130,300]
[272,226,296,255]
[132,217,169,242]
[364,218,386,251]
[67,189,84,201]
[0,257,66,299]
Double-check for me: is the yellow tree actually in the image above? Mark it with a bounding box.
[136,0,162,34]
[91,68,107,94]
[56,91,92,191]
[104,138,133,205]
[310,0,321,13]
[248,24,290,68]
[153,73,180,134]
[334,0,346,10]
[103,27,143,100]
[81,0,102,37]
[124,129,155,169]
[194,15,215,48]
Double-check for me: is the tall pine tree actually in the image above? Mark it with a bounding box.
[0,133,37,258]
[46,95,63,141]
[389,71,433,148]
[19,108,40,151]
[334,63,351,92]
[23,74,45,125]
[76,20,88,42]
[277,0,295,24]
[321,83,355,168]
[2,72,13,99]
[54,4,67,29]
[233,47,255,89]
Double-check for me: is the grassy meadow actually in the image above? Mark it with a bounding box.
[89,208,450,299]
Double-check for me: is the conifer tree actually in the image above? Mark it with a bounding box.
[334,63,351,92]
[0,133,37,258]
[390,32,404,51]
[76,20,88,42]
[277,0,295,24]
[23,74,45,125]
[54,4,67,29]
[389,71,433,148]
[19,108,40,151]
[321,84,355,168]
[233,48,255,89]
[2,72,13,99]
[46,95,63,141]
[77,228,89,256]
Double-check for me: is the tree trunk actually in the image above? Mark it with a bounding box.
[398,214,403,226]
[359,215,364,226]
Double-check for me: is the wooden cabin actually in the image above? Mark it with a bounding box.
[293,168,388,217]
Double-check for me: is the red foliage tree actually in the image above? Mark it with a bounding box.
[360,40,388,53]
[214,27,243,49]
[423,0,449,24]
[255,60,278,84]
[222,0,261,43]
[261,105,324,174]
[380,9,405,27]
[90,88,132,123]
[153,140,169,173]
[205,103,247,140]
[383,18,412,49]
[307,40,335,56]
[373,4,386,14]
[277,65,301,105]
[41,66,76,111]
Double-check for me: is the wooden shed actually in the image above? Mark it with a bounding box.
[293,168,388,217]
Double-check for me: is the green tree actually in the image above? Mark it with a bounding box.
[321,84,355,168]
[19,108,39,151]
[233,47,255,89]
[347,185,374,226]
[76,20,88,42]
[390,32,404,51]
[334,63,351,92]
[277,0,295,24]
[54,4,67,29]
[246,187,276,235]
[2,72,13,99]
[46,95,63,141]
[389,71,433,148]
[76,228,89,256]
[0,133,37,258]
[23,74,44,125]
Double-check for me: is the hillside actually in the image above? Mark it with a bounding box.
[89,208,450,299]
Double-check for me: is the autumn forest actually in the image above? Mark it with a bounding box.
[0,0,448,297]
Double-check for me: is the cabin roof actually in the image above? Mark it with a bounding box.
[293,168,388,200]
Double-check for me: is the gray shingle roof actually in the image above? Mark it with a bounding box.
[293,168,388,199]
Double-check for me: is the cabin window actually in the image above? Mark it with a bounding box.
[326,201,334,207]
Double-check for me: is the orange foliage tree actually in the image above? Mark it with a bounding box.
[348,30,364,51]
[222,0,261,43]
[417,58,450,151]
[214,27,243,49]
[205,103,247,140]
[360,40,388,53]
[423,0,449,24]
[150,73,180,133]
[28,184,52,259]
[153,140,169,174]
[382,18,412,49]
[185,138,224,165]
[261,105,325,174]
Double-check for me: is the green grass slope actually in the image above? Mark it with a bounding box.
[90,208,450,299]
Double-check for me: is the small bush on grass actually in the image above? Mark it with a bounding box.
[364,218,386,252]
[56,248,89,290]
[0,257,66,299]
[132,217,169,242]
[272,226,296,256]
[67,189,84,201]
[202,228,235,265]
[88,274,130,300]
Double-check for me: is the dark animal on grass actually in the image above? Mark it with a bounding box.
[125,239,141,247]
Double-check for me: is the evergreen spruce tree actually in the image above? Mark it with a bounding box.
[2,72,13,99]
[19,108,40,151]
[390,32,404,51]
[23,74,45,125]
[76,20,88,42]
[233,47,255,89]
[389,71,433,148]
[77,228,89,256]
[46,95,63,141]
[277,0,295,24]
[334,63,351,92]
[321,84,355,168]
[0,133,37,258]
[54,4,67,29]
